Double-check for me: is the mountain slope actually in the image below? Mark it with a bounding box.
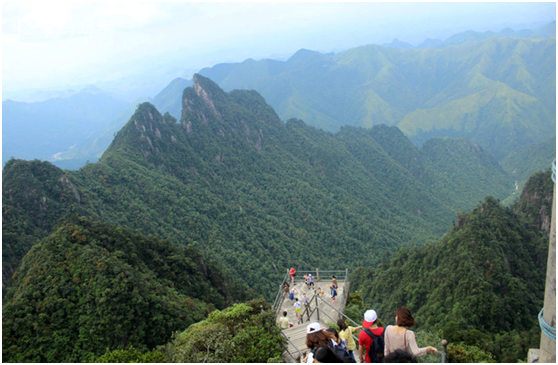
[2,216,244,362]
[501,136,556,190]
[2,75,514,298]
[350,170,552,362]
[177,35,556,162]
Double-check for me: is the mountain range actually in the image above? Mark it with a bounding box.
[2,24,555,184]
[2,75,514,295]
[2,87,129,169]
[2,73,552,363]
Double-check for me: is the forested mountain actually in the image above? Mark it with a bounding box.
[501,136,557,190]
[2,216,250,362]
[171,34,555,163]
[2,75,514,299]
[414,22,555,49]
[2,87,129,169]
[4,27,553,175]
[350,169,553,362]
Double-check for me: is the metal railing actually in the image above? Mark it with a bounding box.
[275,268,448,363]
[272,268,349,313]
[280,331,304,362]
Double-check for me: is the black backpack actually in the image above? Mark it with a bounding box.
[329,342,356,363]
[364,328,385,363]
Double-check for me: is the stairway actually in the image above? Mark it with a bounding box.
[282,323,312,362]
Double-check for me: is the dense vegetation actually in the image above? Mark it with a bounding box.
[501,136,556,192]
[160,299,284,363]
[2,75,514,299]
[3,75,550,363]
[189,35,555,163]
[350,170,553,362]
[2,216,249,362]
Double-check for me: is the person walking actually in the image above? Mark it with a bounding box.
[383,307,437,358]
[358,309,384,363]
[289,286,297,303]
[293,298,302,323]
[325,327,356,362]
[302,323,347,363]
[278,310,290,329]
[338,319,362,361]
[302,292,310,307]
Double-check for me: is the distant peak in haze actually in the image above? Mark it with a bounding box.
[381,38,414,50]
[287,49,324,64]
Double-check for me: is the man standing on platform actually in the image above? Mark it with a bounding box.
[289,267,296,286]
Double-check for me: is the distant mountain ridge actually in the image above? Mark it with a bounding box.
[188,35,555,162]
[3,24,554,173]
[2,88,129,168]
[2,75,514,298]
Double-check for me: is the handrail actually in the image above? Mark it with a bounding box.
[316,295,360,327]
[280,331,304,361]
[272,271,291,312]
[273,268,348,312]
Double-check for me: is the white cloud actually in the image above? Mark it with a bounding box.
[92,3,171,31]
[2,1,555,94]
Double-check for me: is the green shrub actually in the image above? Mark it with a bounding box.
[95,347,165,363]
[447,343,496,363]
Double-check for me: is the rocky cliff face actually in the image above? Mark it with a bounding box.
[515,169,554,235]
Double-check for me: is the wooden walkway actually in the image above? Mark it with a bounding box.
[273,270,361,362]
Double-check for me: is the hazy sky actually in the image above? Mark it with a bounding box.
[2,1,556,95]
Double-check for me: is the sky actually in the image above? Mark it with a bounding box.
[2,1,556,99]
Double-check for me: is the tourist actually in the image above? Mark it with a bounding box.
[278,310,290,329]
[302,292,310,307]
[289,286,297,303]
[301,322,329,363]
[325,327,355,362]
[337,319,362,361]
[293,298,302,322]
[302,323,346,363]
[331,285,337,300]
[383,307,437,358]
[290,267,296,286]
[358,309,385,363]
[383,349,419,363]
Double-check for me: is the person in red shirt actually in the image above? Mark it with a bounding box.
[289,267,296,285]
[358,309,384,363]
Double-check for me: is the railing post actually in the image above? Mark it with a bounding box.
[316,268,320,281]
[315,292,320,321]
[441,340,447,363]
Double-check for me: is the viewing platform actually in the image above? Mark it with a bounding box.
[272,268,448,363]
[272,269,362,362]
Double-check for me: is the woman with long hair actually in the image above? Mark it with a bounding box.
[384,307,437,358]
[337,319,362,361]
[301,323,347,363]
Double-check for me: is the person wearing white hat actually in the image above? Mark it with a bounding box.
[358,309,385,363]
[301,323,342,363]
[301,323,325,363]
